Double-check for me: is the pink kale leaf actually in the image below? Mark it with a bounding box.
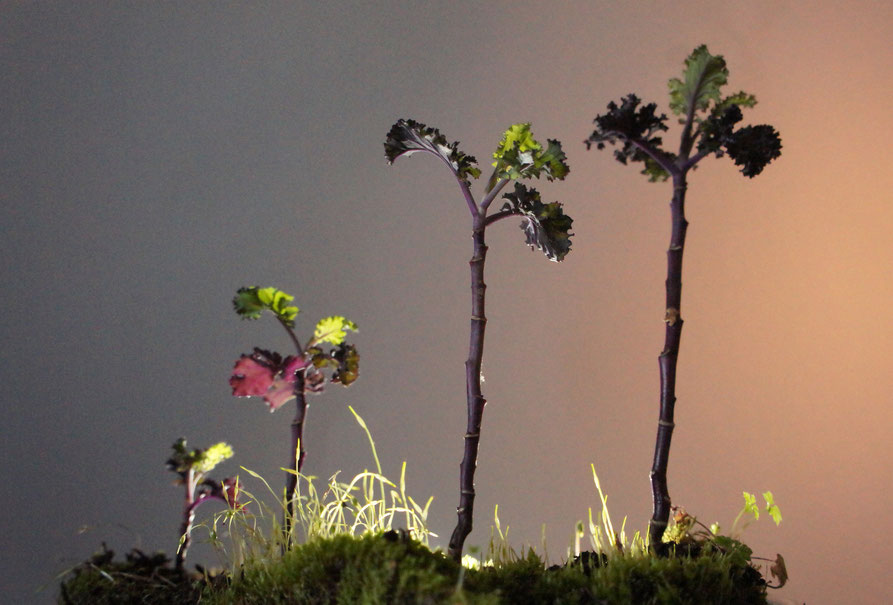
[230,348,308,412]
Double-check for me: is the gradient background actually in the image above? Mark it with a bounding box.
[3,2,891,603]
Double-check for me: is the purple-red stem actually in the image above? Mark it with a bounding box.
[448,214,488,561]
[276,316,307,539]
[285,374,307,533]
[175,469,196,572]
[649,174,688,546]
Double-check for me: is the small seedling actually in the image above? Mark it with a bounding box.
[386,120,574,560]
[585,45,782,546]
[166,438,238,571]
[665,491,787,589]
[229,286,359,527]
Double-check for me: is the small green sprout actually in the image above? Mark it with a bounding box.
[166,438,238,571]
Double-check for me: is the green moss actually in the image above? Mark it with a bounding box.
[61,533,769,604]
[207,531,469,605]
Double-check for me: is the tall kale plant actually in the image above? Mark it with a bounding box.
[386,120,574,560]
[585,45,782,547]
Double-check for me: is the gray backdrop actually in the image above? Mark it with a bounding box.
[3,2,891,603]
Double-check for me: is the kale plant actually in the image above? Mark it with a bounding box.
[585,45,782,547]
[166,438,238,571]
[229,286,359,527]
[386,120,574,560]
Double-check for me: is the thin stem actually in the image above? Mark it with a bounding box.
[285,372,307,538]
[649,173,689,547]
[459,180,480,219]
[448,212,488,562]
[277,318,304,355]
[480,178,510,211]
[483,209,515,227]
[629,138,678,177]
[683,148,710,172]
[175,468,196,572]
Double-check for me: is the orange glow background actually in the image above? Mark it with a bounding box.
[2,2,890,603]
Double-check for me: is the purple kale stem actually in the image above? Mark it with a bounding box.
[649,173,689,546]
[448,212,488,562]
[274,316,307,539]
[175,468,196,572]
[285,372,307,534]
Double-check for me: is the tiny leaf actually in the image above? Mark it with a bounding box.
[331,343,360,387]
[385,119,481,185]
[492,124,570,182]
[312,316,358,346]
[715,91,757,114]
[769,553,788,588]
[763,491,783,525]
[193,442,234,474]
[501,182,573,261]
[742,491,759,521]
[233,286,299,327]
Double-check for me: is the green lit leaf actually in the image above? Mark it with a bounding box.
[585,94,672,181]
[385,119,481,185]
[312,316,357,346]
[668,45,728,117]
[166,438,233,477]
[533,139,570,181]
[742,491,759,521]
[501,182,573,261]
[233,286,299,327]
[493,123,541,160]
[193,442,234,474]
[492,124,570,182]
[763,491,783,525]
[715,90,757,114]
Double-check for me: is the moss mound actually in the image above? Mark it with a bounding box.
[60,532,769,604]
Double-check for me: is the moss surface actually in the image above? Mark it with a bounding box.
[60,532,769,604]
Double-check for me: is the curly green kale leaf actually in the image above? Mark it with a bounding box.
[668,44,729,117]
[713,90,757,115]
[585,94,672,181]
[501,182,573,261]
[385,119,481,185]
[311,316,357,346]
[233,287,299,327]
[492,123,570,182]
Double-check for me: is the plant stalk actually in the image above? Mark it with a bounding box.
[285,373,307,535]
[448,216,488,561]
[649,175,689,546]
[175,468,196,572]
